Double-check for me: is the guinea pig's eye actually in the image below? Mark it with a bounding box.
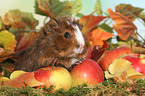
[64,32,70,38]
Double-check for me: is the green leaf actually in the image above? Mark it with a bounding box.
[34,0,46,16]
[70,0,82,14]
[76,13,84,18]
[139,12,145,22]
[2,9,38,33]
[34,0,81,18]
[34,0,70,18]
[115,4,144,21]
[94,0,102,16]
[0,30,16,51]
[99,23,113,33]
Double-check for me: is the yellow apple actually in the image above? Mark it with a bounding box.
[34,66,72,92]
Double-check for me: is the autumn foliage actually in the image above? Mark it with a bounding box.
[0,0,145,91]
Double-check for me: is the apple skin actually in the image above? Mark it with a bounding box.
[34,66,72,92]
[99,46,131,71]
[70,59,104,87]
[122,54,145,75]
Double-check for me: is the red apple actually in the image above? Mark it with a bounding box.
[34,66,72,92]
[99,46,131,71]
[70,59,104,87]
[122,54,145,75]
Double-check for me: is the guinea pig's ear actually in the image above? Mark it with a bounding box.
[42,18,59,36]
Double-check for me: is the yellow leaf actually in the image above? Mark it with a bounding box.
[109,59,131,77]
[0,30,16,51]
[127,67,141,77]
[10,70,26,79]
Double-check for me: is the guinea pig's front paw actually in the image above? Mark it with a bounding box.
[75,58,84,64]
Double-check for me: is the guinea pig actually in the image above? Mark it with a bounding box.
[14,16,90,72]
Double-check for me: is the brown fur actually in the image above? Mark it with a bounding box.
[14,17,90,71]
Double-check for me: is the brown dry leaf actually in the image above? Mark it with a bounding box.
[107,8,136,41]
[0,48,15,63]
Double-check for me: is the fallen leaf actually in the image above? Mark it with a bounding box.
[99,46,131,71]
[0,48,15,63]
[109,59,131,78]
[79,15,107,35]
[0,30,16,51]
[107,58,142,81]
[0,77,9,85]
[16,32,40,51]
[115,4,144,21]
[107,8,136,40]
[3,70,44,88]
[10,70,26,79]
[128,74,145,80]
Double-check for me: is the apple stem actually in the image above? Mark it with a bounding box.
[138,51,141,58]
[52,58,58,70]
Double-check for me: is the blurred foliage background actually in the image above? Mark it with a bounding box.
[0,0,145,43]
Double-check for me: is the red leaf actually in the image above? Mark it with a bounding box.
[79,15,107,35]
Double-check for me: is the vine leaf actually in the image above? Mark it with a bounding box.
[107,8,136,41]
[35,0,82,18]
[115,4,144,21]
[79,15,107,35]
[2,9,38,33]
[0,30,16,51]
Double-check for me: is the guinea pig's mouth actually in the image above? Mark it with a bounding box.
[67,44,84,57]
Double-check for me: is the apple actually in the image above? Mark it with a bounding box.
[99,46,131,71]
[34,66,72,92]
[122,54,145,75]
[70,59,104,87]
